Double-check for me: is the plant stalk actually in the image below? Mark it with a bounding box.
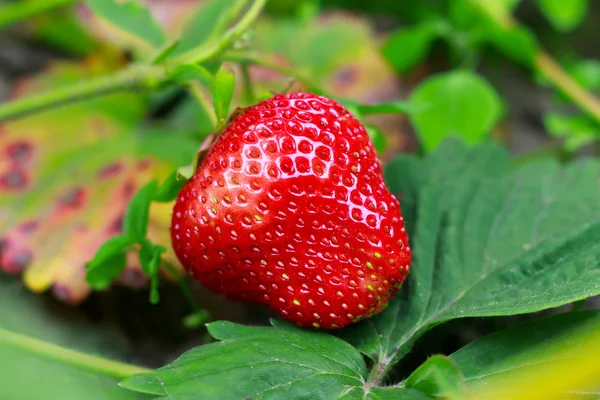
[534,52,600,123]
[472,0,600,125]
[0,0,77,30]
[0,65,165,122]
[172,0,267,65]
[187,81,218,129]
[0,328,150,379]
[220,51,321,91]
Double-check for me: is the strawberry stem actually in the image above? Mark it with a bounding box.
[0,0,267,123]
[0,65,165,122]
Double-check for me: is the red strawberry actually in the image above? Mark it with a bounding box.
[171,92,411,329]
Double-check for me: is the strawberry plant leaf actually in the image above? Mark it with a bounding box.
[405,355,468,399]
[544,112,600,151]
[153,171,186,203]
[251,13,401,104]
[86,235,136,290]
[536,0,589,32]
[84,0,167,48]
[213,63,236,128]
[383,20,445,74]
[0,60,194,302]
[342,138,600,379]
[409,71,503,151]
[167,64,215,88]
[487,25,538,66]
[450,311,600,398]
[138,241,166,304]
[123,180,159,241]
[0,275,144,399]
[571,59,600,90]
[121,320,370,399]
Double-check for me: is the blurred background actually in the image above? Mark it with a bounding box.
[1,0,599,379]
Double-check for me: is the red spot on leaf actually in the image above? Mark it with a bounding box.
[2,248,33,274]
[6,141,33,163]
[19,220,40,235]
[0,167,29,191]
[136,158,153,171]
[333,67,360,86]
[97,162,123,179]
[122,180,135,198]
[57,187,87,210]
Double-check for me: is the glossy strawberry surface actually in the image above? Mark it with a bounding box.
[171,92,411,329]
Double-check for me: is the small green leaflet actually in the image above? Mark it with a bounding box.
[139,240,166,304]
[123,180,159,241]
[167,64,215,89]
[536,0,589,32]
[342,139,600,379]
[383,20,446,73]
[84,0,166,48]
[213,63,236,129]
[86,235,136,290]
[405,355,469,399]
[409,71,503,152]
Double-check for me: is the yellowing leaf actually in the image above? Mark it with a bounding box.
[0,59,189,303]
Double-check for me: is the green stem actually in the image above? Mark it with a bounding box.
[472,0,600,125]
[173,0,267,65]
[0,0,77,29]
[240,63,255,105]
[0,328,150,379]
[187,81,218,129]
[0,65,164,122]
[220,51,321,91]
[0,0,267,122]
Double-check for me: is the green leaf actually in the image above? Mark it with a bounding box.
[342,139,600,380]
[84,0,167,48]
[383,20,444,73]
[123,180,158,240]
[0,60,189,302]
[405,355,469,399]
[409,71,503,151]
[487,25,538,66]
[213,63,236,127]
[451,311,600,398]
[537,0,589,32]
[0,275,146,400]
[183,310,211,329]
[571,59,600,90]
[153,172,186,203]
[167,0,241,59]
[139,242,166,304]
[121,320,368,399]
[544,112,600,151]
[167,64,215,89]
[86,235,136,290]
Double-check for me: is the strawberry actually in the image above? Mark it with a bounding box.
[171,92,411,329]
